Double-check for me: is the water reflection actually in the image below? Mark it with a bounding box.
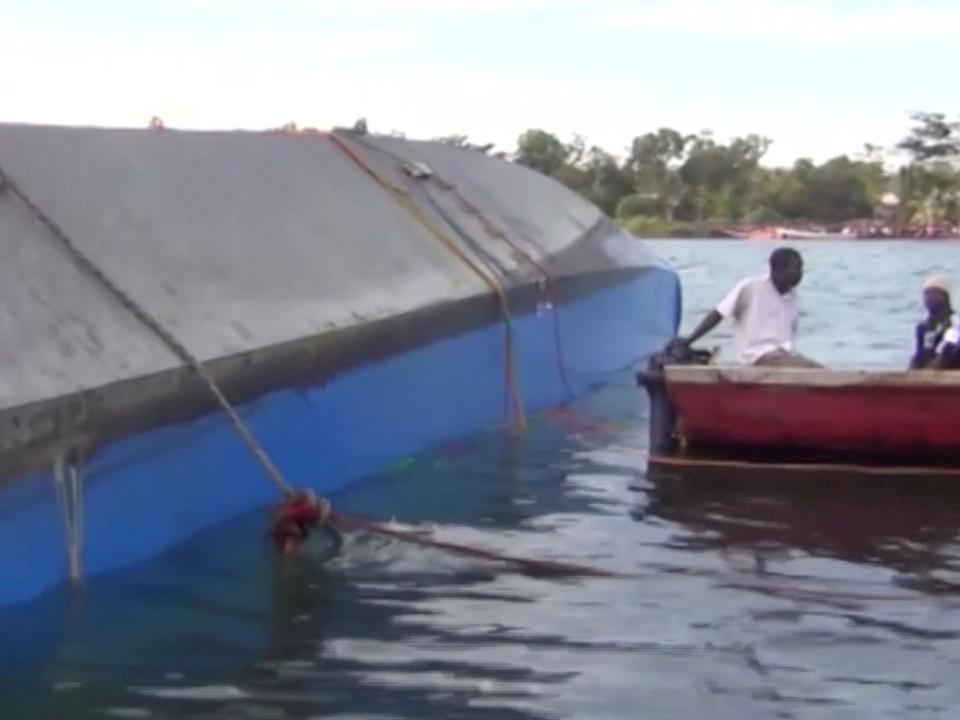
[251,565,560,720]
[644,469,960,596]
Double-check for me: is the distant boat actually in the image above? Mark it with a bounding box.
[777,228,847,240]
[713,226,779,240]
[714,226,846,241]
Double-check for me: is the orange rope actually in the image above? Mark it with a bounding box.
[326,133,574,403]
[428,178,574,400]
[326,132,527,432]
[328,513,629,578]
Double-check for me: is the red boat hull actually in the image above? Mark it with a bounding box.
[665,367,960,455]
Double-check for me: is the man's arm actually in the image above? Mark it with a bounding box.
[680,310,723,346]
[675,280,744,347]
[909,323,929,369]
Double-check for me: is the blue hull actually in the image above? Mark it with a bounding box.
[0,269,678,610]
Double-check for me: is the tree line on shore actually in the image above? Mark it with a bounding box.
[486,113,959,237]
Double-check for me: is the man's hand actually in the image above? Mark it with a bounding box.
[667,337,690,359]
[684,310,723,348]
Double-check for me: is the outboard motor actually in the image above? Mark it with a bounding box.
[637,342,712,455]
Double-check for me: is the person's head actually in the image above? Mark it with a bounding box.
[769,247,803,294]
[922,275,952,316]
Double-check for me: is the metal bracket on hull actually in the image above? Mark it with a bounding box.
[54,453,84,583]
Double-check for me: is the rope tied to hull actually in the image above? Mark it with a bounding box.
[424,177,574,401]
[328,513,631,579]
[326,132,528,432]
[53,454,84,582]
[0,163,332,549]
[334,132,575,403]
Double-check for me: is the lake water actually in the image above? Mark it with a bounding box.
[3,240,960,719]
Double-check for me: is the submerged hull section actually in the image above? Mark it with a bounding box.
[0,124,679,608]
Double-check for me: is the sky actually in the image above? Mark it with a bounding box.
[2,0,958,166]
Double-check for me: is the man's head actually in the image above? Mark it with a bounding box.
[923,275,952,315]
[769,247,803,294]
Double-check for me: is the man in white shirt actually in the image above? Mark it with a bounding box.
[674,247,819,367]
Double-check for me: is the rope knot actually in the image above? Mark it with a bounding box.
[269,489,331,554]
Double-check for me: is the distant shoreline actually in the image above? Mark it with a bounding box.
[640,235,960,242]
[622,220,960,241]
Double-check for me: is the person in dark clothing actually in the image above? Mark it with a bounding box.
[931,315,960,369]
[910,275,957,369]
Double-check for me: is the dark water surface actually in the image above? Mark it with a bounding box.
[3,240,960,719]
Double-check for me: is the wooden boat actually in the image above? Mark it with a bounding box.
[666,366,960,455]
[639,364,960,478]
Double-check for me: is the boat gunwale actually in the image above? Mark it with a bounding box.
[665,365,960,389]
[648,452,960,479]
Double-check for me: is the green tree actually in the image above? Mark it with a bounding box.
[742,205,783,225]
[626,128,690,220]
[626,128,688,175]
[624,128,690,220]
[582,147,635,216]
[615,193,661,221]
[900,163,960,224]
[896,113,960,224]
[677,133,770,221]
[898,112,960,162]
[502,120,960,230]
[807,156,874,222]
[514,129,575,176]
